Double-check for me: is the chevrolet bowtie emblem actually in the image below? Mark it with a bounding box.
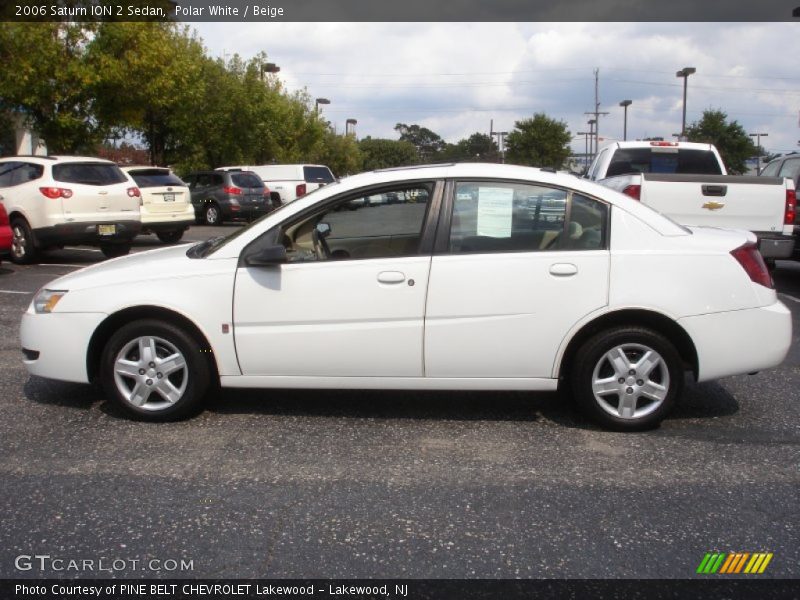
[702,201,725,210]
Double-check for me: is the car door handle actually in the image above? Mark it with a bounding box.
[549,263,578,276]
[377,271,406,284]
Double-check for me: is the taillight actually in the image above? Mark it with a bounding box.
[263,186,271,197]
[39,187,72,199]
[785,188,796,225]
[730,243,773,289]
[0,203,8,226]
[296,183,307,197]
[127,187,141,198]
[622,184,641,200]
[223,186,242,195]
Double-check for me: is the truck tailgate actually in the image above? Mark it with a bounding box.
[640,174,787,233]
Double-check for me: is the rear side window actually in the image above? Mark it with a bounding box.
[230,173,263,188]
[606,148,723,177]
[303,166,335,183]
[760,161,780,177]
[778,158,800,183]
[127,169,185,188]
[53,162,127,185]
[0,161,21,187]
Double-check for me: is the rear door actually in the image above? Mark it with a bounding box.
[424,180,610,379]
[51,162,137,223]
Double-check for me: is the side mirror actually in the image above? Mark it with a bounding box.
[245,244,288,266]
[316,222,331,238]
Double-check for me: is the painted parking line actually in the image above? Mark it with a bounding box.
[780,293,800,304]
[37,264,86,268]
[0,289,33,294]
[63,247,102,252]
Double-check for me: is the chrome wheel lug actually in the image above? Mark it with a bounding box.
[626,387,634,394]
[618,378,625,384]
[628,369,636,376]
[146,379,153,386]
[149,362,155,368]
[636,379,644,386]
[138,368,146,375]
[157,373,163,379]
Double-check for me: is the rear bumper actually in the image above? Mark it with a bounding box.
[754,233,794,259]
[223,204,272,220]
[678,301,792,382]
[140,220,193,233]
[33,220,141,247]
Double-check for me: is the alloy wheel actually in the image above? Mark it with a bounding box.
[113,335,189,411]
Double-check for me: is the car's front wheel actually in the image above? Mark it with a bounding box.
[571,326,683,431]
[10,218,38,264]
[101,319,211,421]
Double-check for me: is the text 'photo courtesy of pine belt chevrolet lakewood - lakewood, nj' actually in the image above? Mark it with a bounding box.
[17,162,792,431]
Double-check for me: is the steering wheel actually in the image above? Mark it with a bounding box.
[312,226,331,260]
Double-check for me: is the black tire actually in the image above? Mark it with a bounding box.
[156,230,185,244]
[203,203,222,226]
[10,217,38,264]
[570,326,684,431]
[100,319,212,421]
[100,243,132,259]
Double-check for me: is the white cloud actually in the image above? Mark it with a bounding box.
[191,22,800,156]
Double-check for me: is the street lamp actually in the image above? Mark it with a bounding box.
[619,100,632,141]
[345,118,357,137]
[587,119,596,157]
[749,132,769,173]
[676,67,696,136]
[260,62,280,81]
[493,131,508,164]
[315,97,330,115]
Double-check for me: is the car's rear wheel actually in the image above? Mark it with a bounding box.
[570,326,683,431]
[101,319,211,421]
[100,243,132,258]
[10,218,38,264]
[156,230,184,244]
[204,203,222,226]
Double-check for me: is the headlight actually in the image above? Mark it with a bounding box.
[33,289,68,314]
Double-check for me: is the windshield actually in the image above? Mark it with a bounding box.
[127,169,186,188]
[187,181,340,258]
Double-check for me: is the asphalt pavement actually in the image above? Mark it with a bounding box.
[0,227,798,580]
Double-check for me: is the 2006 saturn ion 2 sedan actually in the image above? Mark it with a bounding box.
[21,163,792,430]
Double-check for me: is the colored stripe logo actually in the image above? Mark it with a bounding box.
[696,552,773,574]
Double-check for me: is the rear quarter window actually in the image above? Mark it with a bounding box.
[53,163,128,185]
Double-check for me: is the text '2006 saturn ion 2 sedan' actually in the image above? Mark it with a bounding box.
[20,163,792,430]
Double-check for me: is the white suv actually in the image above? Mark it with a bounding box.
[0,156,141,263]
[121,166,194,244]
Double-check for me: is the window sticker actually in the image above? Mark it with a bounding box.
[476,187,514,238]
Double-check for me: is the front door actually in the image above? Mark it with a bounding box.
[233,181,441,377]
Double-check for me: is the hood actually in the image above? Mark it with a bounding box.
[45,244,198,292]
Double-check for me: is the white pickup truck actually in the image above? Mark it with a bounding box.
[586,141,796,260]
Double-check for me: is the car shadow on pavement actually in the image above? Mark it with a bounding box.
[24,377,103,409]
[0,266,13,275]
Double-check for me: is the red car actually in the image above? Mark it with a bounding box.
[0,202,12,264]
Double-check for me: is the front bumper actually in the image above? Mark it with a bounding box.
[678,301,792,382]
[20,310,107,383]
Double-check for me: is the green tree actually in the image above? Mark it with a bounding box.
[394,123,445,162]
[310,130,363,177]
[505,113,571,169]
[359,137,418,171]
[685,110,756,175]
[0,23,102,153]
[441,132,499,162]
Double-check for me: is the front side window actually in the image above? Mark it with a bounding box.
[778,158,800,182]
[449,182,607,253]
[280,183,433,262]
[0,161,21,187]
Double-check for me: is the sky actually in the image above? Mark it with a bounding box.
[191,22,800,157]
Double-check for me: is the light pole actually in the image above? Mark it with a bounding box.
[260,62,280,81]
[492,131,508,163]
[345,118,357,137]
[619,100,632,141]
[587,119,596,157]
[315,97,330,117]
[749,132,769,173]
[676,67,696,137]
[577,132,590,172]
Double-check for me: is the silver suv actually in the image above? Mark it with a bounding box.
[0,156,141,263]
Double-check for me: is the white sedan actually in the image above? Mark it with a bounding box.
[20,163,792,430]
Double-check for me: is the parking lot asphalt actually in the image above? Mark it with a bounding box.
[0,227,798,579]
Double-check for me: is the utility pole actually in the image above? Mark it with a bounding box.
[492,131,508,163]
[585,68,610,159]
[749,132,769,173]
